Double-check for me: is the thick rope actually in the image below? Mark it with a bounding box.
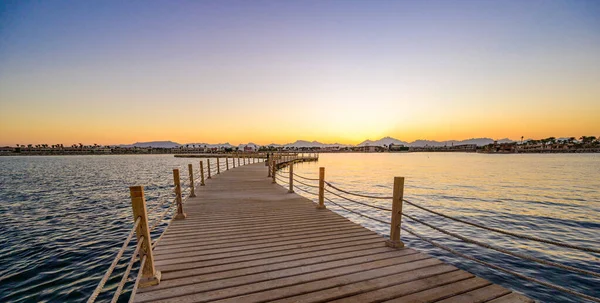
[293,185,319,196]
[325,181,392,200]
[401,225,600,303]
[87,217,140,303]
[294,178,319,188]
[149,203,176,231]
[127,255,147,303]
[404,213,600,278]
[152,216,176,249]
[110,237,144,303]
[324,197,390,225]
[147,197,174,216]
[293,172,319,181]
[324,188,393,212]
[403,199,600,254]
[275,175,288,184]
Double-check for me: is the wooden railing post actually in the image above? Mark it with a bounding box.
[317,167,326,209]
[173,169,187,219]
[216,158,220,174]
[233,155,236,168]
[188,164,196,198]
[386,177,405,248]
[271,157,276,183]
[238,155,241,167]
[207,159,212,179]
[288,162,294,193]
[129,186,161,287]
[199,161,205,186]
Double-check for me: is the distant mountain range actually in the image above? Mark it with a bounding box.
[118,137,515,148]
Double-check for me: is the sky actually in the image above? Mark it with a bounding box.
[1,0,599,146]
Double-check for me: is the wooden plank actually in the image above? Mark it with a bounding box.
[487,293,535,303]
[135,163,532,303]
[220,262,457,303]
[382,277,491,303]
[136,252,433,302]
[436,284,511,303]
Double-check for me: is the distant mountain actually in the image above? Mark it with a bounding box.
[358,137,409,147]
[284,140,350,148]
[124,141,181,148]
[186,142,234,148]
[409,138,514,147]
[237,142,260,150]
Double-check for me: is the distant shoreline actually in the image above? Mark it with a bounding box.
[2,149,599,157]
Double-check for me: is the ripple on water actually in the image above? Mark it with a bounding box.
[0,154,599,303]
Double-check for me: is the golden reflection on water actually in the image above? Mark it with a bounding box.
[292,152,600,261]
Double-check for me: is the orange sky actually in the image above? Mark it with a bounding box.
[1,1,599,146]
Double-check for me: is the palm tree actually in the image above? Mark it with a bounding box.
[521,136,524,145]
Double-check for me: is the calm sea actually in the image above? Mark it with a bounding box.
[0,153,598,302]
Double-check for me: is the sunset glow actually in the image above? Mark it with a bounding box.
[1,1,599,146]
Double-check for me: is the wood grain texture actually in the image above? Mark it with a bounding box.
[135,163,531,303]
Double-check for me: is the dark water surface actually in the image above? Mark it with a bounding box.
[0,154,598,302]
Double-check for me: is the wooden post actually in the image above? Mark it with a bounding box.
[173,169,187,219]
[225,156,229,170]
[188,164,196,198]
[199,161,205,186]
[386,177,405,248]
[129,186,161,287]
[233,155,236,168]
[207,159,212,179]
[238,155,241,167]
[288,162,294,193]
[216,158,220,174]
[267,155,271,177]
[317,167,326,209]
[271,157,276,183]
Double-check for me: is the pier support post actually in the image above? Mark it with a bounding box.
[233,155,236,168]
[207,159,212,179]
[317,167,326,209]
[188,164,196,198]
[216,158,220,174]
[386,177,405,248]
[199,161,205,186]
[288,162,294,193]
[129,186,161,287]
[173,169,187,220]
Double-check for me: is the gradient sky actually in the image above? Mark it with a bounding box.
[1,0,599,146]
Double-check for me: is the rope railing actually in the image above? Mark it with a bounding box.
[293,184,319,196]
[275,175,288,184]
[110,237,144,303]
[324,181,392,200]
[127,255,146,303]
[400,225,600,303]
[87,217,141,303]
[149,202,176,231]
[152,213,176,249]
[403,213,600,278]
[403,198,600,254]
[293,172,319,181]
[294,178,319,188]
[324,197,390,225]
[324,188,392,212]
[274,159,599,302]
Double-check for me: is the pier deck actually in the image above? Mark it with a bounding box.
[135,163,531,303]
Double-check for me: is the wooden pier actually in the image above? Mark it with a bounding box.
[133,162,531,303]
